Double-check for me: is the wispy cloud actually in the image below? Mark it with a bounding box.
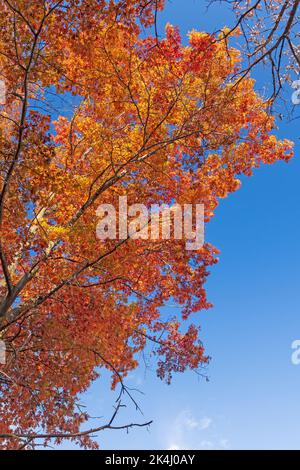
[166,410,213,449]
[165,409,230,450]
[198,417,212,430]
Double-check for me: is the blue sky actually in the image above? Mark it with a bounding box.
[64,0,300,450]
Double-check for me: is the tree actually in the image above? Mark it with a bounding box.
[0,0,293,449]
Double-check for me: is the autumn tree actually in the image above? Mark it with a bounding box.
[0,0,293,449]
